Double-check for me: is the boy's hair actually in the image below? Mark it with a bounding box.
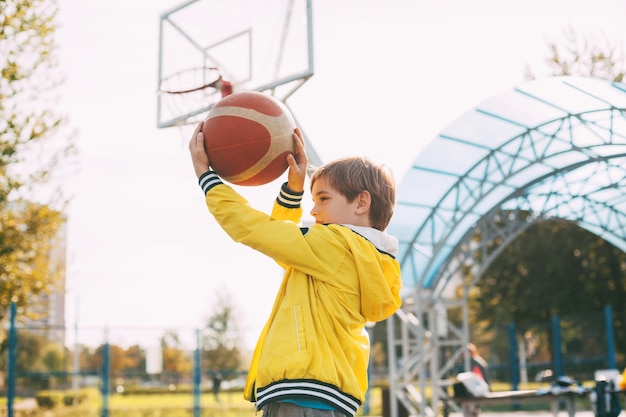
[310,156,396,231]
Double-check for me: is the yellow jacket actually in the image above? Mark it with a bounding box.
[199,172,402,417]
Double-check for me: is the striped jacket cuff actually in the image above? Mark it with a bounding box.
[276,182,304,208]
[198,171,222,195]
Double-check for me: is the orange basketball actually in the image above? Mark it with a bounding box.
[202,91,296,186]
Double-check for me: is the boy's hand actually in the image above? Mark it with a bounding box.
[286,127,308,193]
[189,121,210,178]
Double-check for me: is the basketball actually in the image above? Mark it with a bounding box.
[202,91,296,186]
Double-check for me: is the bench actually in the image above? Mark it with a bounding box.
[451,388,589,417]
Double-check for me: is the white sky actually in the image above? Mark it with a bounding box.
[56,0,626,349]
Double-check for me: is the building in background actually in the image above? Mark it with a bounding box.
[23,223,67,347]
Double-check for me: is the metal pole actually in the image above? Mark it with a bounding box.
[508,323,519,390]
[7,302,17,417]
[363,323,375,415]
[305,0,314,74]
[387,314,397,417]
[72,293,80,390]
[552,316,563,378]
[194,329,202,417]
[604,305,616,369]
[429,307,440,414]
[416,289,426,417]
[462,290,470,372]
[101,329,110,417]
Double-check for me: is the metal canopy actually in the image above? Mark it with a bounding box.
[386,76,626,417]
[388,76,626,293]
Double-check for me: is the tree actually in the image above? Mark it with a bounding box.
[123,344,146,376]
[202,290,243,376]
[76,344,98,373]
[466,28,626,368]
[0,331,63,370]
[0,0,76,324]
[93,343,144,376]
[40,341,66,372]
[0,331,68,389]
[472,220,626,365]
[161,331,192,382]
[525,25,625,81]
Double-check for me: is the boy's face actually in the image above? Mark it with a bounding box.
[311,176,365,226]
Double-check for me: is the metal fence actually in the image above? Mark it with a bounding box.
[466,305,620,387]
[2,303,623,416]
[2,302,249,417]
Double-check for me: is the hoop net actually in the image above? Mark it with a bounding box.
[158,67,233,128]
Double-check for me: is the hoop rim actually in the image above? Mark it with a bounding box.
[158,66,222,95]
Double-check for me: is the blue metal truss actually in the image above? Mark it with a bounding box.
[385,76,626,417]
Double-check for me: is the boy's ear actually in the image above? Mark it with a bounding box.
[355,190,371,214]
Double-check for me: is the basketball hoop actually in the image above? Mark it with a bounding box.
[158,66,223,95]
[157,66,232,128]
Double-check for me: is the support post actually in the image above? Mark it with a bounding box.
[552,316,563,378]
[508,323,519,390]
[604,305,616,369]
[387,314,397,417]
[7,302,17,417]
[101,329,110,417]
[363,323,375,415]
[194,329,202,417]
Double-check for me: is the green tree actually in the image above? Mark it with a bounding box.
[41,341,66,372]
[0,331,64,371]
[0,332,68,389]
[472,220,626,364]
[0,0,77,326]
[466,28,626,368]
[202,290,243,376]
[11,332,47,373]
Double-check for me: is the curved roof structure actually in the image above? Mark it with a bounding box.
[388,76,626,293]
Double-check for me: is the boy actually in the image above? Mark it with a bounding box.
[189,122,402,417]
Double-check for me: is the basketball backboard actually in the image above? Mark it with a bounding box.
[156,0,314,129]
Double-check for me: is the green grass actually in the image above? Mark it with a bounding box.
[108,389,384,416]
[110,392,250,407]
[2,388,385,417]
[3,383,596,417]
